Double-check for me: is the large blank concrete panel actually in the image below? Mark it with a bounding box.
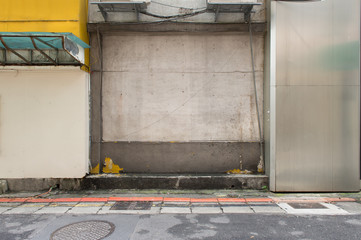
[0,67,89,178]
[102,33,264,142]
[266,0,360,191]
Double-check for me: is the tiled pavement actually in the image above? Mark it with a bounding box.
[0,196,360,215]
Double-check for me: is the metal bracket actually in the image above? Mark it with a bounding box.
[98,4,109,22]
[91,2,148,22]
[206,2,261,23]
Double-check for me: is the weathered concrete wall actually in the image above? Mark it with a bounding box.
[0,67,89,178]
[101,142,260,173]
[88,0,267,173]
[88,0,266,23]
[102,33,263,142]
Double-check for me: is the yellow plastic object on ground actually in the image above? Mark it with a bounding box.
[226,169,253,174]
[103,157,124,174]
[90,164,100,174]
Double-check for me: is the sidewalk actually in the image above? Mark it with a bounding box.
[1,189,361,215]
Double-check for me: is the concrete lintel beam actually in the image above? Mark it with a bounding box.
[88,22,266,33]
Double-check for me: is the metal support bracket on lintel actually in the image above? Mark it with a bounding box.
[91,1,148,22]
[206,1,261,23]
[98,4,109,22]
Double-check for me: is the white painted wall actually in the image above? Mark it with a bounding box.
[102,33,264,142]
[0,67,89,178]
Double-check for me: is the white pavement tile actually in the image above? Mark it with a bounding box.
[0,202,22,207]
[278,202,349,215]
[250,205,286,214]
[66,207,102,214]
[3,203,48,214]
[221,205,254,213]
[35,207,71,214]
[48,202,78,207]
[161,207,191,214]
[98,205,161,214]
[334,202,361,214]
[0,207,12,214]
[191,207,222,214]
[66,202,105,214]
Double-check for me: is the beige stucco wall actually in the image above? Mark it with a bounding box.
[0,67,89,178]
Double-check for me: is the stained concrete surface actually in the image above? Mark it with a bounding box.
[90,31,265,173]
[101,33,264,142]
[100,142,261,173]
[1,214,361,240]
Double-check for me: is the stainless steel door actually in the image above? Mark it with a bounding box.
[267,0,360,191]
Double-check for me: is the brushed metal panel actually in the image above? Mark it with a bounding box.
[275,0,360,87]
[276,86,333,191]
[272,0,360,192]
[331,87,360,191]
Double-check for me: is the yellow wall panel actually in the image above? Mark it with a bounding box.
[0,0,80,21]
[0,0,89,70]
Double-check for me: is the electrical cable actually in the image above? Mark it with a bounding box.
[139,9,207,19]
[151,0,207,10]
[249,17,265,173]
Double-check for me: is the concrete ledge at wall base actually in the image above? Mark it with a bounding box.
[3,174,268,192]
[0,180,8,194]
[5,179,83,192]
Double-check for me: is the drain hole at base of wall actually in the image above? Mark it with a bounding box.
[230,185,235,189]
[50,220,115,240]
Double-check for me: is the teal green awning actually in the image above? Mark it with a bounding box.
[0,32,89,66]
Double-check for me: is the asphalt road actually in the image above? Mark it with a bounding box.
[1,213,361,240]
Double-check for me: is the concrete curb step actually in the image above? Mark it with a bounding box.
[5,174,269,192]
[0,197,357,203]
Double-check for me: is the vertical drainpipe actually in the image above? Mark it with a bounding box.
[97,26,103,173]
[248,14,265,173]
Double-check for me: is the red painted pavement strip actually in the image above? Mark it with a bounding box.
[25,199,55,203]
[51,198,82,202]
[324,198,356,202]
[272,199,327,203]
[80,198,109,202]
[245,198,273,203]
[163,198,190,202]
[191,198,218,203]
[218,198,246,203]
[0,198,28,203]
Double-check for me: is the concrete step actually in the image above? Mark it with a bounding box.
[82,174,268,190]
[4,174,268,192]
